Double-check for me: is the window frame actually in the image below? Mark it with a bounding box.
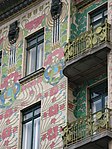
[25,28,44,76]
[88,3,107,29]
[21,102,41,149]
[88,80,108,114]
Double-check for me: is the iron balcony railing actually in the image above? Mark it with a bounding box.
[64,21,111,62]
[62,107,112,148]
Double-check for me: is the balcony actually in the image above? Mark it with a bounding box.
[63,22,111,84]
[62,108,112,149]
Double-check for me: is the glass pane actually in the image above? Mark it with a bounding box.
[91,92,100,99]
[34,108,40,116]
[33,117,40,149]
[104,10,107,16]
[23,112,33,121]
[105,95,108,106]
[27,47,36,75]
[92,13,102,23]
[93,22,102,29]
[22,121,32,149]
[92,99,102,113]
[28,38,36,47]
[36,43,44,70]
[38,35,44,42]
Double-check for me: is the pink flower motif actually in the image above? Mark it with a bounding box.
[2,127,12,140]
[0,114,3,120]
[29,90,35,95]
[53,48,64,59]
[1,81,8,88]
[13,127,17,133]
[50,142,55,149]
[50,86,58,96]
[44,55,52,66]
[43,112,47,118]
[22,85,26,91]
[52,97,56,103]
[4,140,9,146]
[51,118,56,124]
[59,127,62,132]
[60,104,65,110]
[49,104,59,117]
[38,76,43,83]
[31,80,36,86]
[6,119,10,125]
[42,134,47,141]
[4,109,13,118]
[47,126,58,141]
[25,15,45,30]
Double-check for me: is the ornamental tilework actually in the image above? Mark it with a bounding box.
[0,0,68,148]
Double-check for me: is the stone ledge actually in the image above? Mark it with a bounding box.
[19,67,45,85]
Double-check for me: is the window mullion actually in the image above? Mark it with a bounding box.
[25,48,28,75]
[35,37,38,71]
[31,111,34,149]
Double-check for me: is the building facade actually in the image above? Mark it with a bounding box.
[0,0,112,149]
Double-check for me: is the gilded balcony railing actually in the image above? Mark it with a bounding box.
[62,108,112,148]
[64,21,111,62]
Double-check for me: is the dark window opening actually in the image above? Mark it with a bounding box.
[90,80,108,113]
[90,4,107,29]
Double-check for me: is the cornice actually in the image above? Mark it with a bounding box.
[0,0,37,21]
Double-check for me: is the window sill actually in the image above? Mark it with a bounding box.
[19,67,45,85]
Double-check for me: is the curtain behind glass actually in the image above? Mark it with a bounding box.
[22,121,32,149]
[33,117,40,149]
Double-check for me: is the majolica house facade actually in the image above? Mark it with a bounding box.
[0,0,112,149]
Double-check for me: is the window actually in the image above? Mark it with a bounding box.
[90,4,107,29]
[0,51,2,66]
[26,28,44,75]
[90,80,108,113]
[22,104,41,149]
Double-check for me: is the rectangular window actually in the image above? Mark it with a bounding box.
[22,104,41,149]
[90,4,107,29]
[26,28,44,75]
[90,80,107,113]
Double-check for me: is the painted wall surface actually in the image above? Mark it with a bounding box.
[70,0,107,39]
[0,0,69,148]
[67,87,76,123]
